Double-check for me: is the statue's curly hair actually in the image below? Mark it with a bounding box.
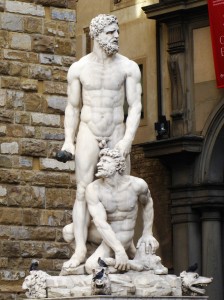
[89,14,118,39]
[99,148,126,174]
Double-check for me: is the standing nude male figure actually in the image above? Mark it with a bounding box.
[57,14,142,271]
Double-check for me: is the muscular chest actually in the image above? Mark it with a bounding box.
[99,188,137,214]
[80,63,126,91]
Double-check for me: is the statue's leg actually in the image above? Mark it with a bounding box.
[63,124,100,269]
[62,223,75,249]
[126,240,136,259]
[85,241,113,274]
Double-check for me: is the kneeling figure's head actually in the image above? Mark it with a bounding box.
[96,148,126,178]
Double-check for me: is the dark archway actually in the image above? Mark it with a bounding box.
[197,99,224,184]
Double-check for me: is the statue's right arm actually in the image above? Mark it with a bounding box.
[61,62,82,156]
[86,183,129,270]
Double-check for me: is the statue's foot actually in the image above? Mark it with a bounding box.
[154,266,168,275]
[60,253,86,276]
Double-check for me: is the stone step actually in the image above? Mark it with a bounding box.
[25,297,209,300]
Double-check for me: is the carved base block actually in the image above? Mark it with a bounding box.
[25,297,209,300]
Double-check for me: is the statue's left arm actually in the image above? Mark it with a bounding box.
[115,60,142,157]
[136,179,159,254]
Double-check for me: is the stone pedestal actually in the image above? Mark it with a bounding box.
[25,297,209,300]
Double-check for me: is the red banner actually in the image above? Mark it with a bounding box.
[208,0,224,88]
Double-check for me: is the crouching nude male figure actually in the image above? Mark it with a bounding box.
[84,148,159,274]
[57,13,142,271]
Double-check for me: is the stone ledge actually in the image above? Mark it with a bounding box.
[25,297,209,300]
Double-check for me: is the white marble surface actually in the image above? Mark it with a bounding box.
[58,14,142,271]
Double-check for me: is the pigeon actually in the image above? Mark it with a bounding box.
[93,268,105,281]
[187,263,198,272]
[98,257,108,268]
[29,259,39,271]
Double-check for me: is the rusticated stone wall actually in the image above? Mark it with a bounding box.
[0,1,76,299]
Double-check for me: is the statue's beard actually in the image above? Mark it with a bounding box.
[97,37,119,56]
[95,167,116,178]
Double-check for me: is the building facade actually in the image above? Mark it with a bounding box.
[143,1,224,299]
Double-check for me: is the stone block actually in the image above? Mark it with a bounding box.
[51,8,76,21]
[12,156,33,169]
[29,64,52,80]
[32,34,54,53]
[6,124,25,137]
[44,20,59,36]
[39,53,62,65]
[0,169,20,185]
[21,79,38,92]
[45,188,74,209]
[0,155,12,168]
[9,62,29,77]
[7,185,45,207]
[24,16,43,34]
[3,49,27,61]
[39,209,67,226]
[52,66,68,82]
[35,0,68,8]
[6,90,24,109]
[0,61,9,75]
[41,127,64,141]
[0,90,6,106]
[24,126,35,138]
[68,22,75,38]
[0,225,29,240]
[43,242,71,259]
[1,142,19,154]
[1,13,23,31]
[0,110,14,123]
[43,81,67,95]
[47,95,67,112]
[0,30,9,48]
[20,170,71,187]
[0,0,5,11]
[0,125,6,137]
[5,0,45,16]
[23,208,40,226]
[20,241,44,258]
[15,112,30,125]
[55,37,74,56]
[0,258,8,268]
[62,56,75,67]
[40,158,74,172]
[0,185,7,196]
[67,0,77,9]
[0,270,25,281]
[1,76,20,89]
[29,227,56,241]
[0,208,23,225]
[24,93,45,112]
[53,259,64,271]
[31,112,61,127]
[3,50,38,63]
[21,139,47,157]
[10,33,31,51]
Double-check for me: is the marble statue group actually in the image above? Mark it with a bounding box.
[57,13,148,273]
[22,14,213,298]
